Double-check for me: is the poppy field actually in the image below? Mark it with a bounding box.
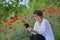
[0,0,60,40]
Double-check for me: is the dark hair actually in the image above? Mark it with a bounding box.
[33,10,43,18]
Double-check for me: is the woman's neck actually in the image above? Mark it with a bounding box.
[38,18,43,26]
[39,18,43,23]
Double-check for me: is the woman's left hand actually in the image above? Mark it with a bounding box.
[27,27,32,32]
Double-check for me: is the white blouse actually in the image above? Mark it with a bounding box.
[34,19,54,40]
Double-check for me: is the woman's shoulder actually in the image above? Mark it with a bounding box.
[43,19,48,21]
[35,21,38,24]
[43,19,49,24]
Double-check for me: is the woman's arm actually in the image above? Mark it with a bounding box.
[31,29,38,33]
[26,27,38,35]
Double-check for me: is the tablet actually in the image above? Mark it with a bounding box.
[24,23,30,28]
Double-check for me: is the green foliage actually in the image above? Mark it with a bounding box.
[0,0,60,40]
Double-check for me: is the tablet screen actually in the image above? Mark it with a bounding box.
[24,23,29,28]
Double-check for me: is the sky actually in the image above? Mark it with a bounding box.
[6,0,29,8]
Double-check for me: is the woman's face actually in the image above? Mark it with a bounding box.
[33,14,42,22]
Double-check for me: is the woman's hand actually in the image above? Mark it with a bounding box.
[26,27,38,34]
[26,27,32,32]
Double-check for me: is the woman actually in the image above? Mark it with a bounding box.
[26,10,54,40]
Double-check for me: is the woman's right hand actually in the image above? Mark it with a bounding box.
[25,27,32,33]
[26,27,32,32]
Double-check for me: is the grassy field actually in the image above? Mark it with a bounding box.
[0,0,60,40]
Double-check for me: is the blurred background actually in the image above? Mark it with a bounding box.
[0,0,60,40]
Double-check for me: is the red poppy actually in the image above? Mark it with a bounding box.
[14,15,18,20]
[3,19,8,23]
[20,19,26,23]
[10,16,18,22]
[4,24,9,27]
[9,20,13,25]
[48,8,53,13]
[13,17,16,22]
[10,17,14,24]
[16,17,18,20]
[21,19,26,23]
[13,28,16,32]
[41,9,46,13]
[15,17,18,21]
